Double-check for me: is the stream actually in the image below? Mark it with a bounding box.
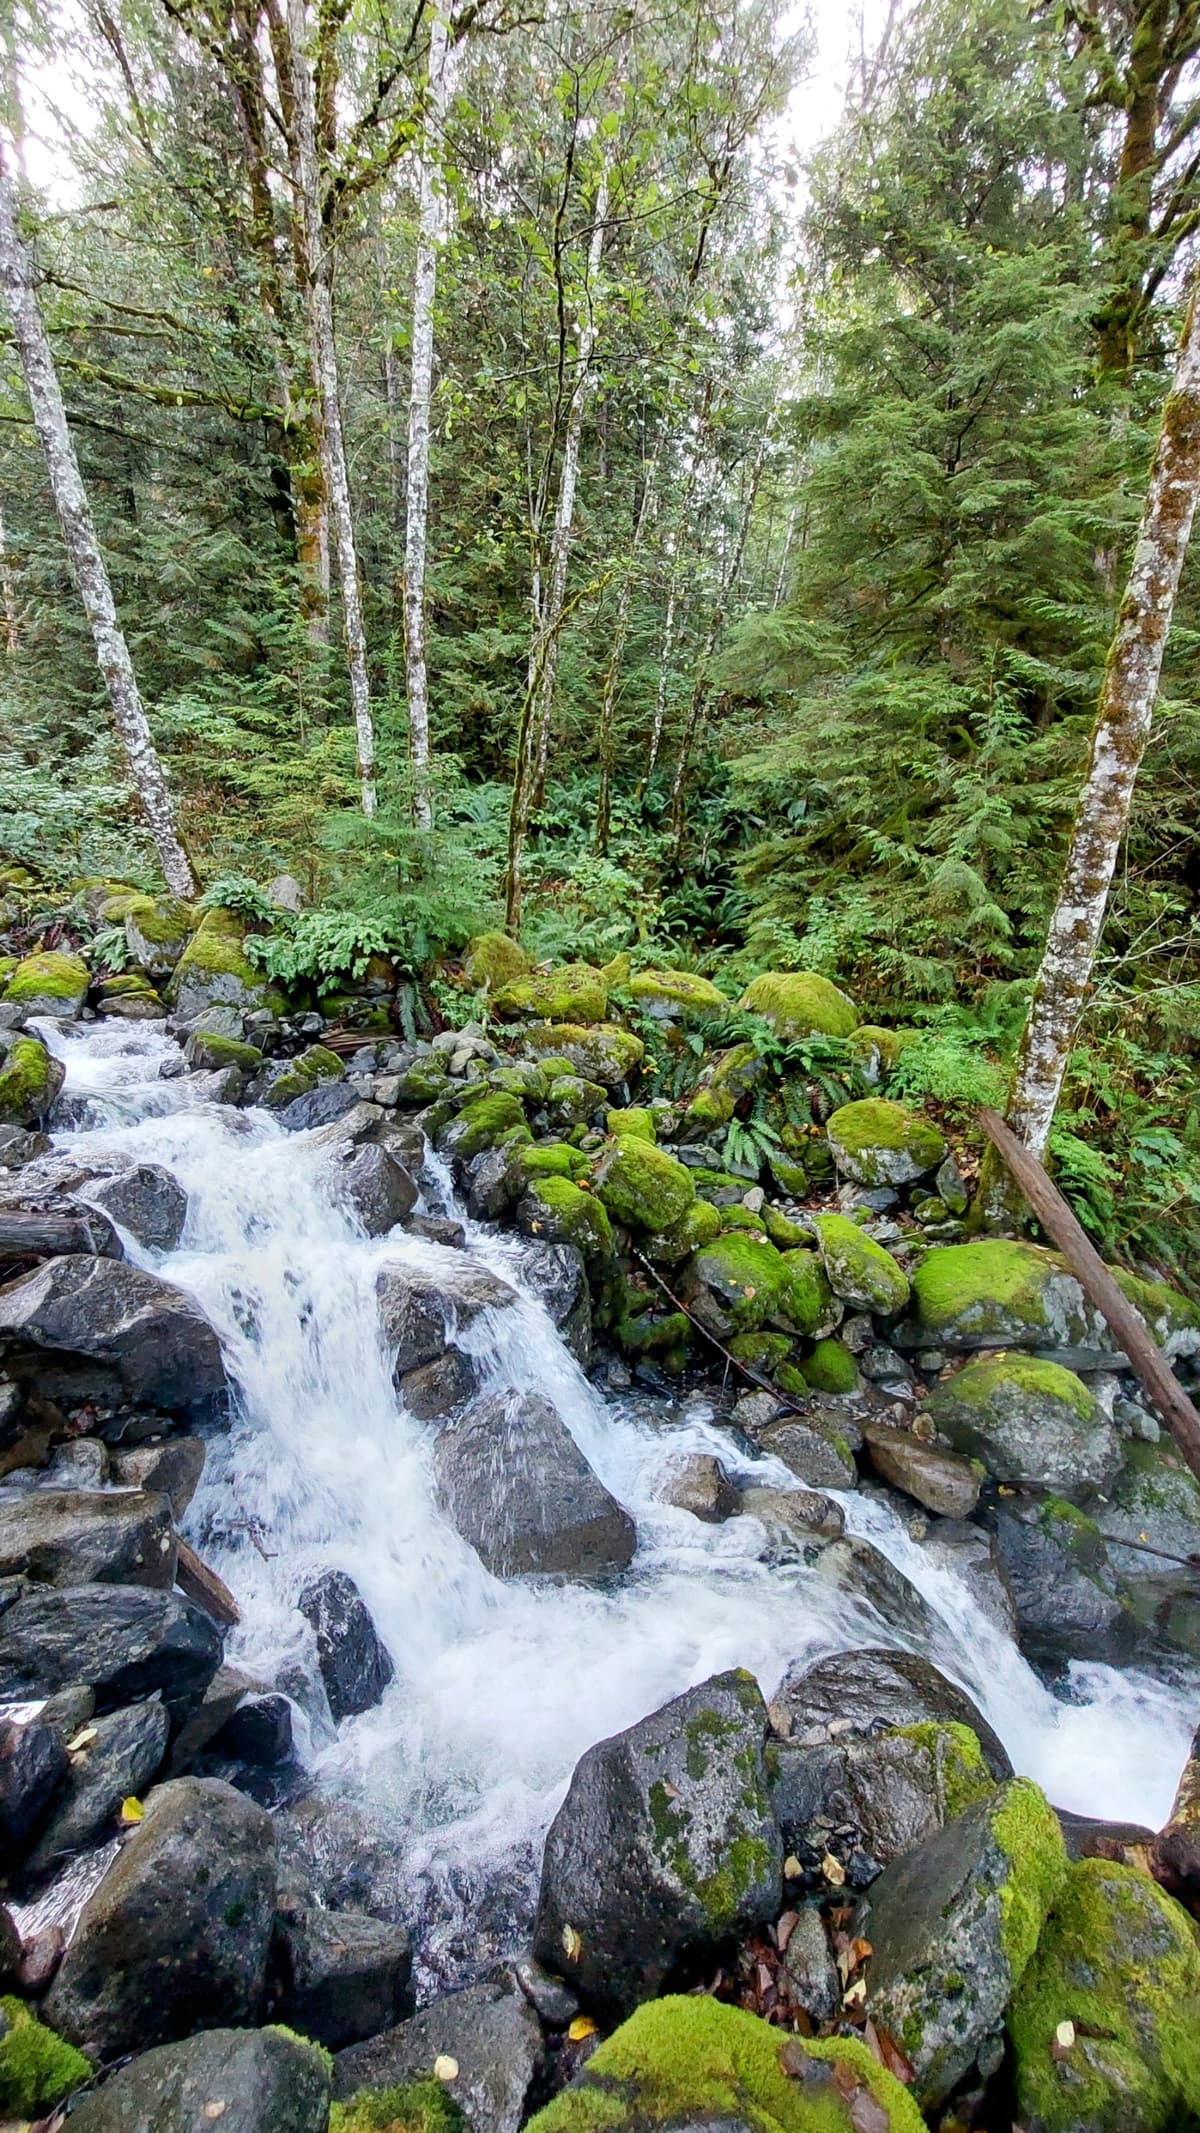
[38,1016,1198,1973]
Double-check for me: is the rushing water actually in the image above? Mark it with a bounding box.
[35,1018,1198,1958]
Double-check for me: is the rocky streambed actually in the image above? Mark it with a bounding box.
[0,909,1198,2129]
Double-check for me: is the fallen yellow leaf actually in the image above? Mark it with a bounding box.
[783,1854,803,1879]
[821,1850,846,1886]
[120,1796,144,1824]
[562,1924,583,1962]
[568,2016,597,2042]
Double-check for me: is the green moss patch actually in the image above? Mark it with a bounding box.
[992,1775,1069,1977]
[462,931,529,991]
[494,963,608,1024]
[606,1105,655,1140]
[627,968,727,1016]
[594,1136,695,1233]
[3,949,89,1014]
[890,1722,992,1818]
[331,2077,468,2133]
[826,1097,946,1186]
[740,970,859,1039]
[813,1212,910,1315]
[0,1032,63,1126]
[802,1336,860,1393]
[0,1995,92,2116]
[522,1176,613,1260]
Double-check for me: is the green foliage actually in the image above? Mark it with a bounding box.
[199,874,278,924]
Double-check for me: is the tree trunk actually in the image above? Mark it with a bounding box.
[978,278,1200,1222]
[596,446,660,853]
[285,0,376,815]
[0,154,195,896]
[403,3,451,834]
[1096,0,1170,382]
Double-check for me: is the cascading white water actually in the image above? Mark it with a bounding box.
[38,1018,1198,1958]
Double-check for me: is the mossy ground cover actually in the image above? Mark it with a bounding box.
[739,972,860,1040]
[0,1995,92,2116]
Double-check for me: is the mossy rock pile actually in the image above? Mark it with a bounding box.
[169,907,286,1020]
[626,968,727,1018]
[1,949,89,1022]
[739,970,859,1039]
[522,1022,644,1087]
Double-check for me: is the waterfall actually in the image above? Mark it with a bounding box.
[41,1017,1197,1967]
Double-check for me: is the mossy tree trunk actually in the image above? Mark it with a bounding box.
[0,151,196,897]
[403,3,452,835]
[979,279,1200,1224]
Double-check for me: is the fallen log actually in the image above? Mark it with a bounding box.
[176,1537,240,1627]
[979,1105,1200,1488]
[0,1206,122,1261]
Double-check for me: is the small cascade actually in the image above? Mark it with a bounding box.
[41,1018,1198,1964]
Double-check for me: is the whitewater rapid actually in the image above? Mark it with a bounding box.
[39,1018,1198,1956]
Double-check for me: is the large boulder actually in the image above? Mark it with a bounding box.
[274,1902,413,2049]
[493,963,608,1024]
[168,907,284,1021]
[925,1351,1121,1495]
[772,1722,993,1885]
[82,1163,188,1253]
[0,1030,64,1127]
[522,1995,924,2133]
[24,1697,170,1875]
[68,2026,330,2133]
[826,1098,946,1187]
[908,1239,1200,1361]
[335,1141,419,1235]
[376,1259,517,1381]
[334,1971,543,2133]
[812,1212,910,1314]
[0,1487,177,1588]
[682,1235,835,1338]
[433,1390,636,1579]
[1009,1857,1200,2132]
[739,971,859,1039]
[1096,1439,1200,1577]
[0,1712,68,1868]
[44,1776,277,2059]
[862,1421,981,1518]
[992,1499,1139,1667]
[626,969,727,1019]
[771,1647,1012,1783]
[298,1568,394,1721]
[861,1778,1068,2108]
[0,950,89,1024]
[532,1669,782,2018]
[0,1583,223,1720]
[0,1256,226,1422]
[521,1021,645,1087]
[121,894,195,977]
[593,1136,695,1234]
[463,931,531,992]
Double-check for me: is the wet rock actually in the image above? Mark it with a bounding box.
[925,1351,1121,1496]
[274,1794,408,1919]
[916,1519,1017,1637]
[111,1436,205,1519]
[376,1258,517,1378]
[298,1569,394,1722]
[993,1499,1139,1667]
[404,1213,467,1250]
[24,1696,170,1875]
[334,1970,543,2133]
[860,1778,1067,2108]
[468,1143,521,1221]
[68,2025,330,2133]
[780,1904,840,2021]
[0,1257,226,1422]
[513,1952,578,2026]
[279,1079,360,1132]
[1096,1438,1200,1577]
[400,1347,479,1419]
[0,1712,68,1868]
[862,1421,981,1518]
[661,1453,738,1522]
[0,1031,65,1128]
[514,1239,592,1364]
[274,1902,413,2048]
[532,1669,781,2019]
[772,1647,1012,1782]
[735,1483,846,1543]
[757,1414,857,1490]
[44,1776,277,2059]
[772,1724,992,1884]
[0,1583,223,1723]
[433,1390,636,1580]
[211,1693,293,1766]
[807,1533,939,1643]
[335,1141,419,1236]
[81,1164,188,1253]
[167,1663,270,1776]
[0,1488,177,1588]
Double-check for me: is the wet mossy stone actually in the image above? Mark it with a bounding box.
[462,931,530,992]
[909,1239,1200,1361]
[692,1164,758,1206]
[709,1041,767,1101]
[615,1305,691,1358]
[68,2026,330,2133]
[2,949,89,1021]
[331,2075,467,2133]
[728,1330,794,1374]
[1009,1857,1200,2133]
[532,1670,782,2020]
[257,1043,345,1110]
[861,1776,1067,2108]
[926,1351,1121,1495]
[763,1206,809,1249]
[494,963,608,1025]
[519,1177,613,1262]
[758,1415,857,1490]
[681,1233,787,1335]
[683,1083,736,1131]
[801,1336,860,1394]
[122,892,195,974]
[1097,1438,1200,1578]
[524,1995,926,2133]
[440,1090,528,1160]
[649,1196,722,1264]
[777,1249,837,1336]
[0,1996,91,2117]
[490,1060,547,1101]
[522,1022,644,1088]
[0,1030,64,1127]
[769,1152,810,1198]
[546,1073,606,1126]
[775,1648,1012,1782]
[185,1029,263,1074]
[606,1105,655,1141]
[812,1213,910,1316]
[739,970,859,1039]
[848,1024,907,1083]
[169,907,286,1019]
[593,1136,695,1233]
[395,1055,450,1105]
[826,1097,946,1187]
[517,1141,589,1184]
[993,1498,1139,1667]
[626,968,727,1018]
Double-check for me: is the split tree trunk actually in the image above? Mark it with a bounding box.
[285,0,376,816]
[0,153,195,896]
[403,4,451,833]
[978,278,1200,1222]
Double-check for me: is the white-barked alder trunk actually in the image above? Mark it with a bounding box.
[403,4,452,833]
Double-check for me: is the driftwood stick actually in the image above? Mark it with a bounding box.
[978,1106,1200,1487]
[0,1208,121,1261]
[176,1538,240,1627]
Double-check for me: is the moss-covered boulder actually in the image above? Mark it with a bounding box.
[1098,1439,1200,1578]
[524,1996,925,2133]
[517,1140,589,1185]
[522,1021,644,1087]
[331,2075,465,2133]
[681,1235,835,1339]
[494,963,608,1024]
[652,1198,722,1262]
[1009,1857,1200,2132]
[185,1029,264,1074]
[862,1776,1067,2108]
[926,1351,1121,1495]
[439,1089,527,1159]
[627,968,727,1018]
[169,908,285,1020]
[518,1177,613,1262]
[993,1497,1139,1666]
[593,1136,695,1233]
[812,1212,910,1315]
[545,1073,606,1126]
[0,1029,65,1126]
[826,1097,946,1187]
[0,1996,91,2118]
[709,1041,767,1102]
[606,1105,655,1140]
[255,1043,345,1111]
[122,893,196,976]
[462,931,530,992]
[911,1239,1200,1361]
[682,1083,736,1133]
[777,1249,838,1336]
[94,973,166,1021]
[1,949,89,1023]
[801,1336,860,1394]
[848,1024,908,1083]
[532,1671,782,2019]
[740,970,859,1039]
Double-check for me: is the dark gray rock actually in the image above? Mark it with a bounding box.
[772,1647,1012,1781]
[780,1905,840,2022]
[916,1518,1018,1637]
[0,1583,223,1722]
[275,1902,413,2048]
[467,1145,521,1221]
[757,1416,857,1490]
[82,1164,188,1253]
[925,1353,1122,1496]
[280,1079,360,1132]
[376,1259,518,1377]
[24,1696,169,1874]
[513,1953,578,2026]
[0,1487,176,1588]
[736,1484,846,1544]
[336,1142,419,1235]
[433,1390,636,1580]
[111,1437,206,1520]
[67,2025,330,2133]
[400,1347,480,1419]
[212,1693,293,1767]
[166,1663,264,1776]
[515,1239,592,1364]
[532,1670,781,2019]
[334,1971,542,2133]
[44,1776,277,2059]
[0,1712,67,1868]
[1095,1439,1200,1578]
[807,1533,941,1643]
[0,1257,226,1422]
[771,1725,989,1884]
[404,1213,467,1250]
[993,1500,1140,1668]
[298,1570,394,1722]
